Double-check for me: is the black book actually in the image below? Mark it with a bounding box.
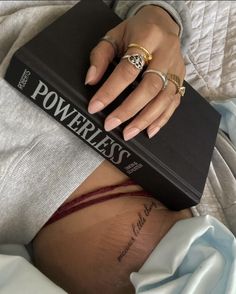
[4,0,220,210]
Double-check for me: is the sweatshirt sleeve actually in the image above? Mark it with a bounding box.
[113,1,192,55]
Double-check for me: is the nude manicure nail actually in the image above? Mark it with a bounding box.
[85,65,97,85]
[104,117,122,131]
[147,126,160,139]
[88,100,104,114]
[124,127,140,141]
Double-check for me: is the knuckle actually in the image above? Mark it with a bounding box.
[143,75,162,96]
[90,47,101,60]
[160,113,171,125]
[138,24,163,44]
[174,96,181,107]
[90,45,110,63]
[121,106,135,119]
[160,117,169,127]
[102,89,112,101]
[121,63,138,81]
[137,116,152,128]
[130,115,151,130]
[165,93,174,104]
[167,84,176,96]
[150,81,162,96]
[148,24,164,40]
[169,34,181,50]
[142,117,151,127]
[95,89,112,106]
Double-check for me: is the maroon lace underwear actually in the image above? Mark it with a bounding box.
[45,179,152,226]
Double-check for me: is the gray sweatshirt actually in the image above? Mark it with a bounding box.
[0,1,192,244]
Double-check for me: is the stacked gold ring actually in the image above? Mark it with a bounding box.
[127,43,152,63]
[166,73,185,96]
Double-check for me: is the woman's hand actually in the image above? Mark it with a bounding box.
[85,5,186,140]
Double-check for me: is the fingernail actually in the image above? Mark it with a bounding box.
[124,127,140,141]
[85,65,97,85]
[88,100,104,114]
[104,117,122,131]
[147,126,160,139]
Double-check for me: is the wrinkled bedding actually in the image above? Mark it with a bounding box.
[0,0,236,243]
[185,0,236,100]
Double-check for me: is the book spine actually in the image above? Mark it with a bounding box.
[4,54,198,210]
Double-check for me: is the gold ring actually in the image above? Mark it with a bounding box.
[166,73,185,96]
[100,35,119,55]
[127,43,152,62]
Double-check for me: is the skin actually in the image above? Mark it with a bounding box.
[33,160,192,294]
[85,5,186,140]
[32,5,190,293]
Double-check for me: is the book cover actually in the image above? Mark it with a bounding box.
[4,0,221,210]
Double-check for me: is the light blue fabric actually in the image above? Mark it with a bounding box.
[211,98,236,147]
[0,246,67,293]
[130,216,236,294]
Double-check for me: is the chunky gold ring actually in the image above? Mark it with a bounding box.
[166,73,185,96]
[127,43,152,62]
[142,69,168,90]
[100,35,119,55]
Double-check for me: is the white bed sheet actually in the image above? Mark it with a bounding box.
[0,1,235,293]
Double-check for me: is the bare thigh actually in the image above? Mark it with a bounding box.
[32,160,192,293]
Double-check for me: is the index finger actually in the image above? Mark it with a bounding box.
[85,21,126,85]
[87,49,146,114]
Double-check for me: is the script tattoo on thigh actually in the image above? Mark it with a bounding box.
[117,200,157,262]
